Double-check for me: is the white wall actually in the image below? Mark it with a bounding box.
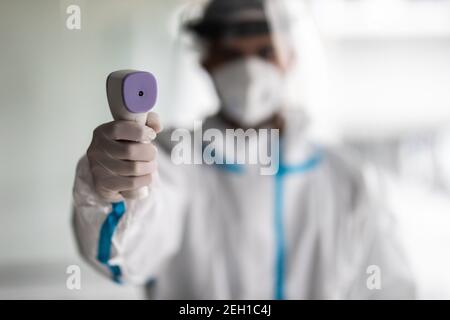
[326,38,450,138]
[307,0,450,139]
[0,0,182,298]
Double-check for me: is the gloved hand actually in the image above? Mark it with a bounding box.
[87,112,162,202]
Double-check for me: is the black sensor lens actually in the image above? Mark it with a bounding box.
[138,91,144,97]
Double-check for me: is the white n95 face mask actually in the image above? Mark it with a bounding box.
[212,57,284,127]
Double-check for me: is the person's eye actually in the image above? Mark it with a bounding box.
[258,46,275,60]
[220,48,241,61]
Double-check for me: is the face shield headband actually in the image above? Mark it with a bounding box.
[185,20,271,40]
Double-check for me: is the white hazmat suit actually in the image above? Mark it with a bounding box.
[72,110,415,299]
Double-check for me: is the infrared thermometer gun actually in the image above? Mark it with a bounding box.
[106,70,158,199]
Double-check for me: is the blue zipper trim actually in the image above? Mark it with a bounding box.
[274,148,323,299]
[274,172,286,300]
[202,144,245,174]
[208,143,323,299]
[280,151,323,175]
[215,163,245,174]
[97,201,126,283]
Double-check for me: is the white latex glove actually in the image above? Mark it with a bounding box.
[87,112,162,202]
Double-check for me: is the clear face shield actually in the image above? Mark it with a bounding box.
[169,0,329,132]
[163,0,220,127]
[265,0,333,138]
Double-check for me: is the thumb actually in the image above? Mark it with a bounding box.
[146,112,163,134]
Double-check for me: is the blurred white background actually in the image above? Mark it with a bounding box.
[1,0,450,299]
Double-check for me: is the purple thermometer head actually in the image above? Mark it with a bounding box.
[122,71,157,113]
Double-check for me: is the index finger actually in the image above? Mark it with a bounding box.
[146,112,162,134]
[99,120,155,142]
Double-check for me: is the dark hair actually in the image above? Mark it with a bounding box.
[185,20,270,40]
[184,0,270,40]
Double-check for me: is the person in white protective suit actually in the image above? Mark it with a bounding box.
[72,0,416,299]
